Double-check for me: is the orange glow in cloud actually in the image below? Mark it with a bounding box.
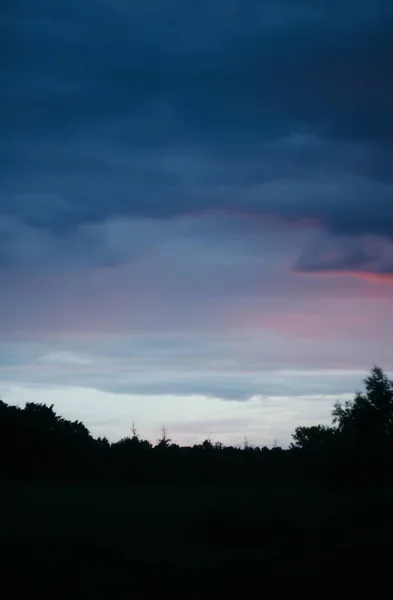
[295,269,393,285]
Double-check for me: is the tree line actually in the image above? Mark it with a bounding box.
[1,366,393,487]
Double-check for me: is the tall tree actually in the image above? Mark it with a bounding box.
[332,366,393,443]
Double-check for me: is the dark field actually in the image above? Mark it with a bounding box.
[1,481,392,596]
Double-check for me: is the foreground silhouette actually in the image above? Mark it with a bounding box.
[1,367,393,594]
[1,366,393,487]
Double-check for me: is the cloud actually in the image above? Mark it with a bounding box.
[1,0,393,253]
[1,1,393,444]
[294,233,393,279]
[1,325,391,400]
[38,351,94,366]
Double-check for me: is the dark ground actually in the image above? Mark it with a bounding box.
[1,481,392,597]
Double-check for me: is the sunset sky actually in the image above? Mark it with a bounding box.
[1,0,392,446]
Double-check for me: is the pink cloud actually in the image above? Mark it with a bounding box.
[295,269,393,285]
[240,309,373,340]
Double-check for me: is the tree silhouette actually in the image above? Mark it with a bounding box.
[156,426,171,449]
[131,421,138,440]
[332,366,393,441]
[291,425,336,450]
[1,366,392,487]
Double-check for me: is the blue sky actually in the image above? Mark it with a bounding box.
[1,1,393,446]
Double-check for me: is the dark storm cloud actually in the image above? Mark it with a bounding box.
[294,233,393,275]
[1,0,393,244]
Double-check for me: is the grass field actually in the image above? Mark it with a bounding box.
[1,481,392,595]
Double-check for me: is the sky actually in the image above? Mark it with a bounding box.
[1,0,393,447]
